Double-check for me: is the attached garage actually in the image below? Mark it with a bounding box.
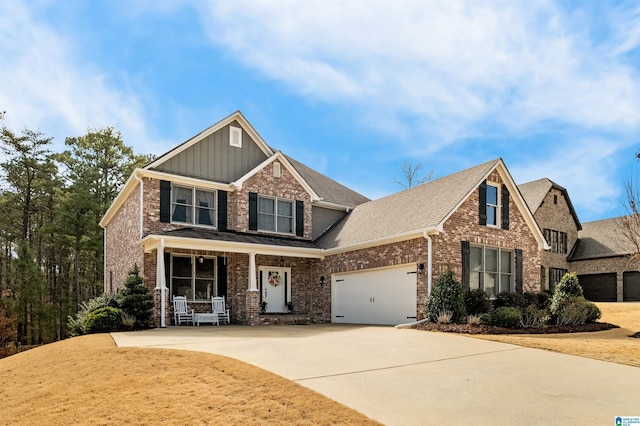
[623,271,640,302]
[332,264,417,325]
[578,273,617,302]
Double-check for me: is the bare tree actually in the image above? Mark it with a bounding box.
[392,161,434,189]
[619,178,640,257]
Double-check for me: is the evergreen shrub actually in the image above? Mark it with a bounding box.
[425,267,466,323]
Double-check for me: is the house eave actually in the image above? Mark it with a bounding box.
[140,234,324,259]
[323,227,440,256]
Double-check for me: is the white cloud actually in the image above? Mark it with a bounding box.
[195,0,640,148]
[0,1,150,151]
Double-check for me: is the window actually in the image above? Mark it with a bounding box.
[170,255,217,301]
[469,246,513,298]
[549,268,567,292]
[486,184,499,227]
[171,185,216,227]
[543,229,567,254]
[257,196,294,234]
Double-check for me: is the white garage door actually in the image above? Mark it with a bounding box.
[332,264,417,325]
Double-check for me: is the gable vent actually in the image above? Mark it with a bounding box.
[230,126,242,148]
[273,162,281,178]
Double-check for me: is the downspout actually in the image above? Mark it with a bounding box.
[396,230,434,329]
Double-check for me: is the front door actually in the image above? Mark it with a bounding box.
[259,267,291,312]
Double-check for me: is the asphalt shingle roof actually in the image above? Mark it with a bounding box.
[316,159,500,250]
[157,228,320,249]
[568,217,633,261]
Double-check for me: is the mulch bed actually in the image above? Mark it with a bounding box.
[415,322,619,335]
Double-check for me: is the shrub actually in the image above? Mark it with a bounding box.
[466,314,482,326]
[556,297,601,325]
[425,267,466,323]
[67,292,121,336]
[550,272,583,317]
[119,264,154,329]
[436,311,453,324]
[521,304,545,328]
[493,292,525,309]
[484,307,522,329]
[83,307,123,333]
[464,289,492,315]
[524,291,552,311]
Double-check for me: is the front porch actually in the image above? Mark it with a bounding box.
[142,231,329,327]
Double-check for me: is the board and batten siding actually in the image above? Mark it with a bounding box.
[312,206,348,240]
[153,121,268,182]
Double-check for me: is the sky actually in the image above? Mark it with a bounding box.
[1,0,640,223]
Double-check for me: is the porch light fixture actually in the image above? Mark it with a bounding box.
[279,258,284,267]
[199,255,204,264]
[320,276,325,286]
[417,263,425,274]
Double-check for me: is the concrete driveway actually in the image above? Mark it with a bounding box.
[112,325,639,425]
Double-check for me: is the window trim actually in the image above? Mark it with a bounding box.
[170,254,218,302]
[549,267,567,292]
[469,245,514,297]
[256,195,295,235]
[170,184,217,228]
[543,229,568,254]
[485,182,500,228]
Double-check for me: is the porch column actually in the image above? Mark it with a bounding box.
[155,238,167,328]
[248,252,257,290]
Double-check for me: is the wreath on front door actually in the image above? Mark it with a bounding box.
[268,271,282,287]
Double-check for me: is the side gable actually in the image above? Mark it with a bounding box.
[146,111,273,183]
[518,178,582,231]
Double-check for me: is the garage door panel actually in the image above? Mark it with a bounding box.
[623,271,640,302]
[578,273,617,302]
[333,265,417,325]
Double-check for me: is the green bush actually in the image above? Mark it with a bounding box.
[521,304,546,328]
[67,292,121,336]
[483,306,522,328]
[426,267,466,323]
[550,272,583,317]
[119,264,154,329]
[493,292,525,309]
[524,291,552,311]
[464,289,492,315]
[83,307,123,333]
[556,297,601,325]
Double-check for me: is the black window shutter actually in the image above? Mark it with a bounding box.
[461,241,470,290]
[479,180,487,226]
[217,258,227,298]
[295,200,304,237]
[501,185,510,230]
[248,192,258,231]
[217,190,227,231]
[515,249,523,293]
[160,180,171,223]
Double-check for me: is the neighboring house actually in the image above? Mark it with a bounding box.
[100,111,549,327]
[568,218,640,302]
[518,178,582,292]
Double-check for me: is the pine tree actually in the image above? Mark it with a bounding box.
[119,265,154,329]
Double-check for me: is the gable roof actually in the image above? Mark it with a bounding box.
[518,178,582,230]
[568,217,633,261]
[286,155,370,208]
[145,111,274,170]
[317,158,547,252]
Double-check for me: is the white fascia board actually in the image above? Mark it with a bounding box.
[493,159,550,250]
[313,199,355,211]
[231,152,321,201]
[139,169,235,192]
[100,170,142,228]
[145,111,274,170]
[323,227,439,256]
[140,235,324,259]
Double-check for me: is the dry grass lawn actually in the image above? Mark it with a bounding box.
[0,334,379,425]
[473,302,640,367]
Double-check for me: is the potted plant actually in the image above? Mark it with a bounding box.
[260,301,268,313]
[286,301,293,313]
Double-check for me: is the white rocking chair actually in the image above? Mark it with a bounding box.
[212,296,230,324]
[173,295,194,325]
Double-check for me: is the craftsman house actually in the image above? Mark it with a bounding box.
[101,111,550,326]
